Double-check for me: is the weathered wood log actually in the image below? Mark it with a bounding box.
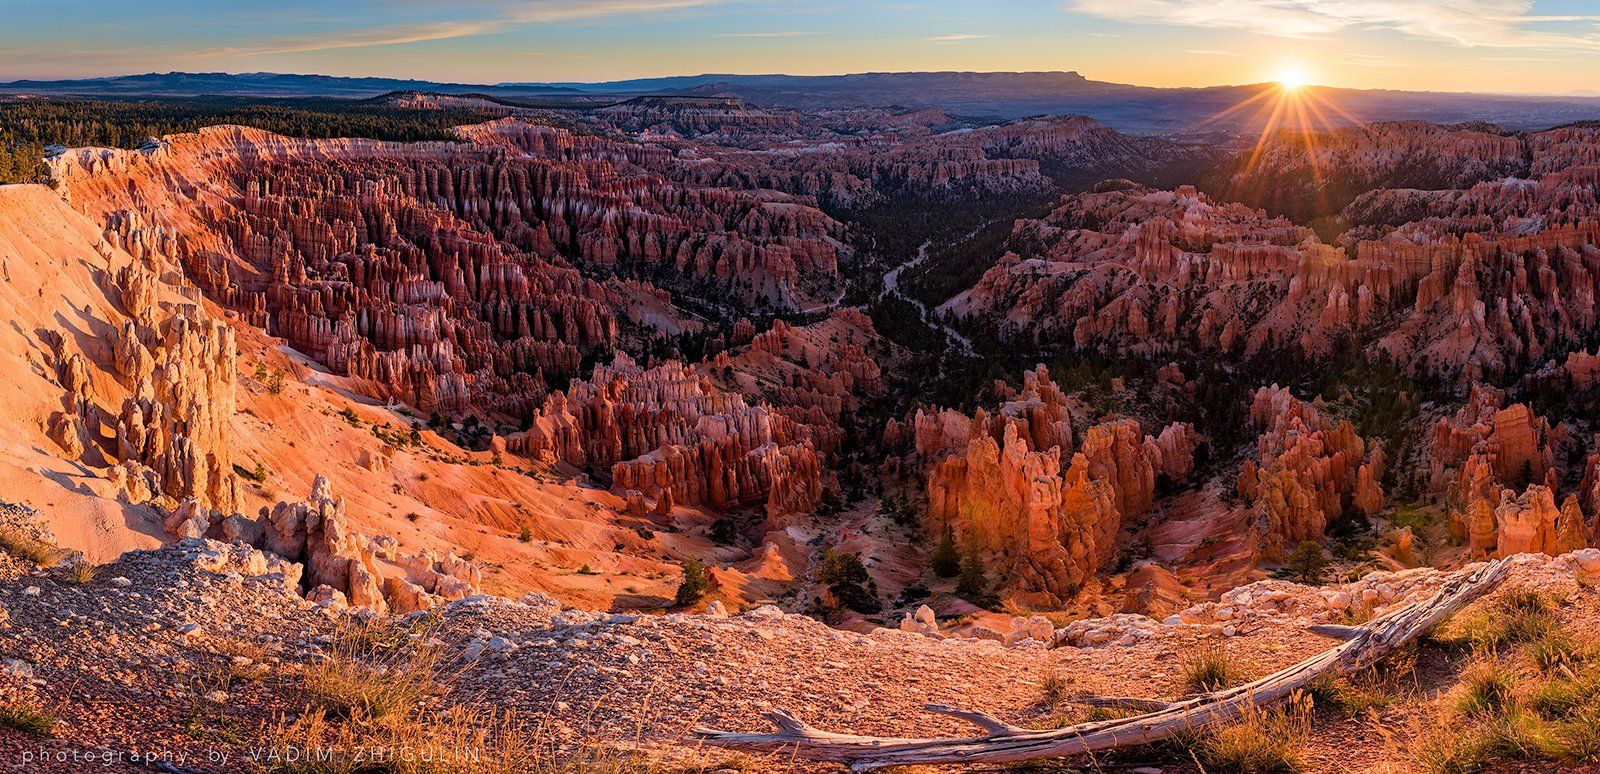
[695,557,1512,771]
[1307,623,1365,640]
[1067,694,1174,712]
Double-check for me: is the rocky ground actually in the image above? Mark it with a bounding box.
[0,494,1595,772]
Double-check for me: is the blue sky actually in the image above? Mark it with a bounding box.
[5,1,1600,93]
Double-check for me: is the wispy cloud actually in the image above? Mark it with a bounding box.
[1338,52,1408,67]
[1185,49,1241,56]
[1066,0,1600,52]
[215,0,723,56]
[924,33,991,43]
[715,30,817,38]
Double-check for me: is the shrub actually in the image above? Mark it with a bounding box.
[895,583,931,606]
[1285,540,1330,584]
[709,517,738,545]
[517,524,532,543]
[674,557,714,606]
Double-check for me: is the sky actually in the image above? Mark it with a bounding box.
[5,0,1600,94]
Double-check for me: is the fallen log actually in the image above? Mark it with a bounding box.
[1067,694,1174,712]
[695,557,1512,770]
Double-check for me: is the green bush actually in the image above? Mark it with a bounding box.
[674,558,714,606]
[1285,541,1330,584]
[955,543,989,603]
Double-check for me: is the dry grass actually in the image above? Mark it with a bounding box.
[0,700,56,737]
[0,526,64,567]
[300,622,444,722]
[1307,645,1419,714]
[263,705,535,773]
[1195,693,1312,773]
[260,616,544,774]
[61,560,96,584]
[1181,642,1237,694]
[1413,601,1600,773]
[1432,587,1560,651]
[1038,671,1070,706]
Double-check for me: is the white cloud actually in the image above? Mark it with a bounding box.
[924,33,992,43]
[1185,48,1241,56]
[1066,0,1600,52]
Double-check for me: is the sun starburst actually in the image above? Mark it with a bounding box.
[1191,67,1363,214]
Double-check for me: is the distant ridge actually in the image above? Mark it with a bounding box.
[7,70,1600,133]
[0,71,582,98]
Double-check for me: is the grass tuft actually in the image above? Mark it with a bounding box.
[1038,671,1070,706]
[301,622,443,722]
[1181,642,1236,694]
[0,527,63,567]
[0,700,56,737]
[1454,654,1518,718]
[1195,693,1311,773]
[62,560,97,584]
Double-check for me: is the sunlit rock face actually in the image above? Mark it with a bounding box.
[1237,386,1383,559]
[908,366,1199,606]
[1423,383,1590,557]
[1220,120,1530,220]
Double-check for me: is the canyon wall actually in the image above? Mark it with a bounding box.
[48,121,846,419]
[946,179,1600,387]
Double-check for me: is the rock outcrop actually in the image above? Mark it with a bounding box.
[1426,384,1579,555]
[509,353,826,521]
[1238,386,1383,558]
[179,475,486,615]
[944,171,1600,387]
[913,366,1199,604]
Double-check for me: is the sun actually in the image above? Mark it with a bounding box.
[1277,67,1309,91]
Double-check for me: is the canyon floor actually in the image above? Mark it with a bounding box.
[4,89,1600,772]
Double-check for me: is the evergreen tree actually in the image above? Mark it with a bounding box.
[674,557,714,606]
[956,543,988,602]
[1285,541,1330,584]
[930,526,960,578]
[820,550,880,614]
